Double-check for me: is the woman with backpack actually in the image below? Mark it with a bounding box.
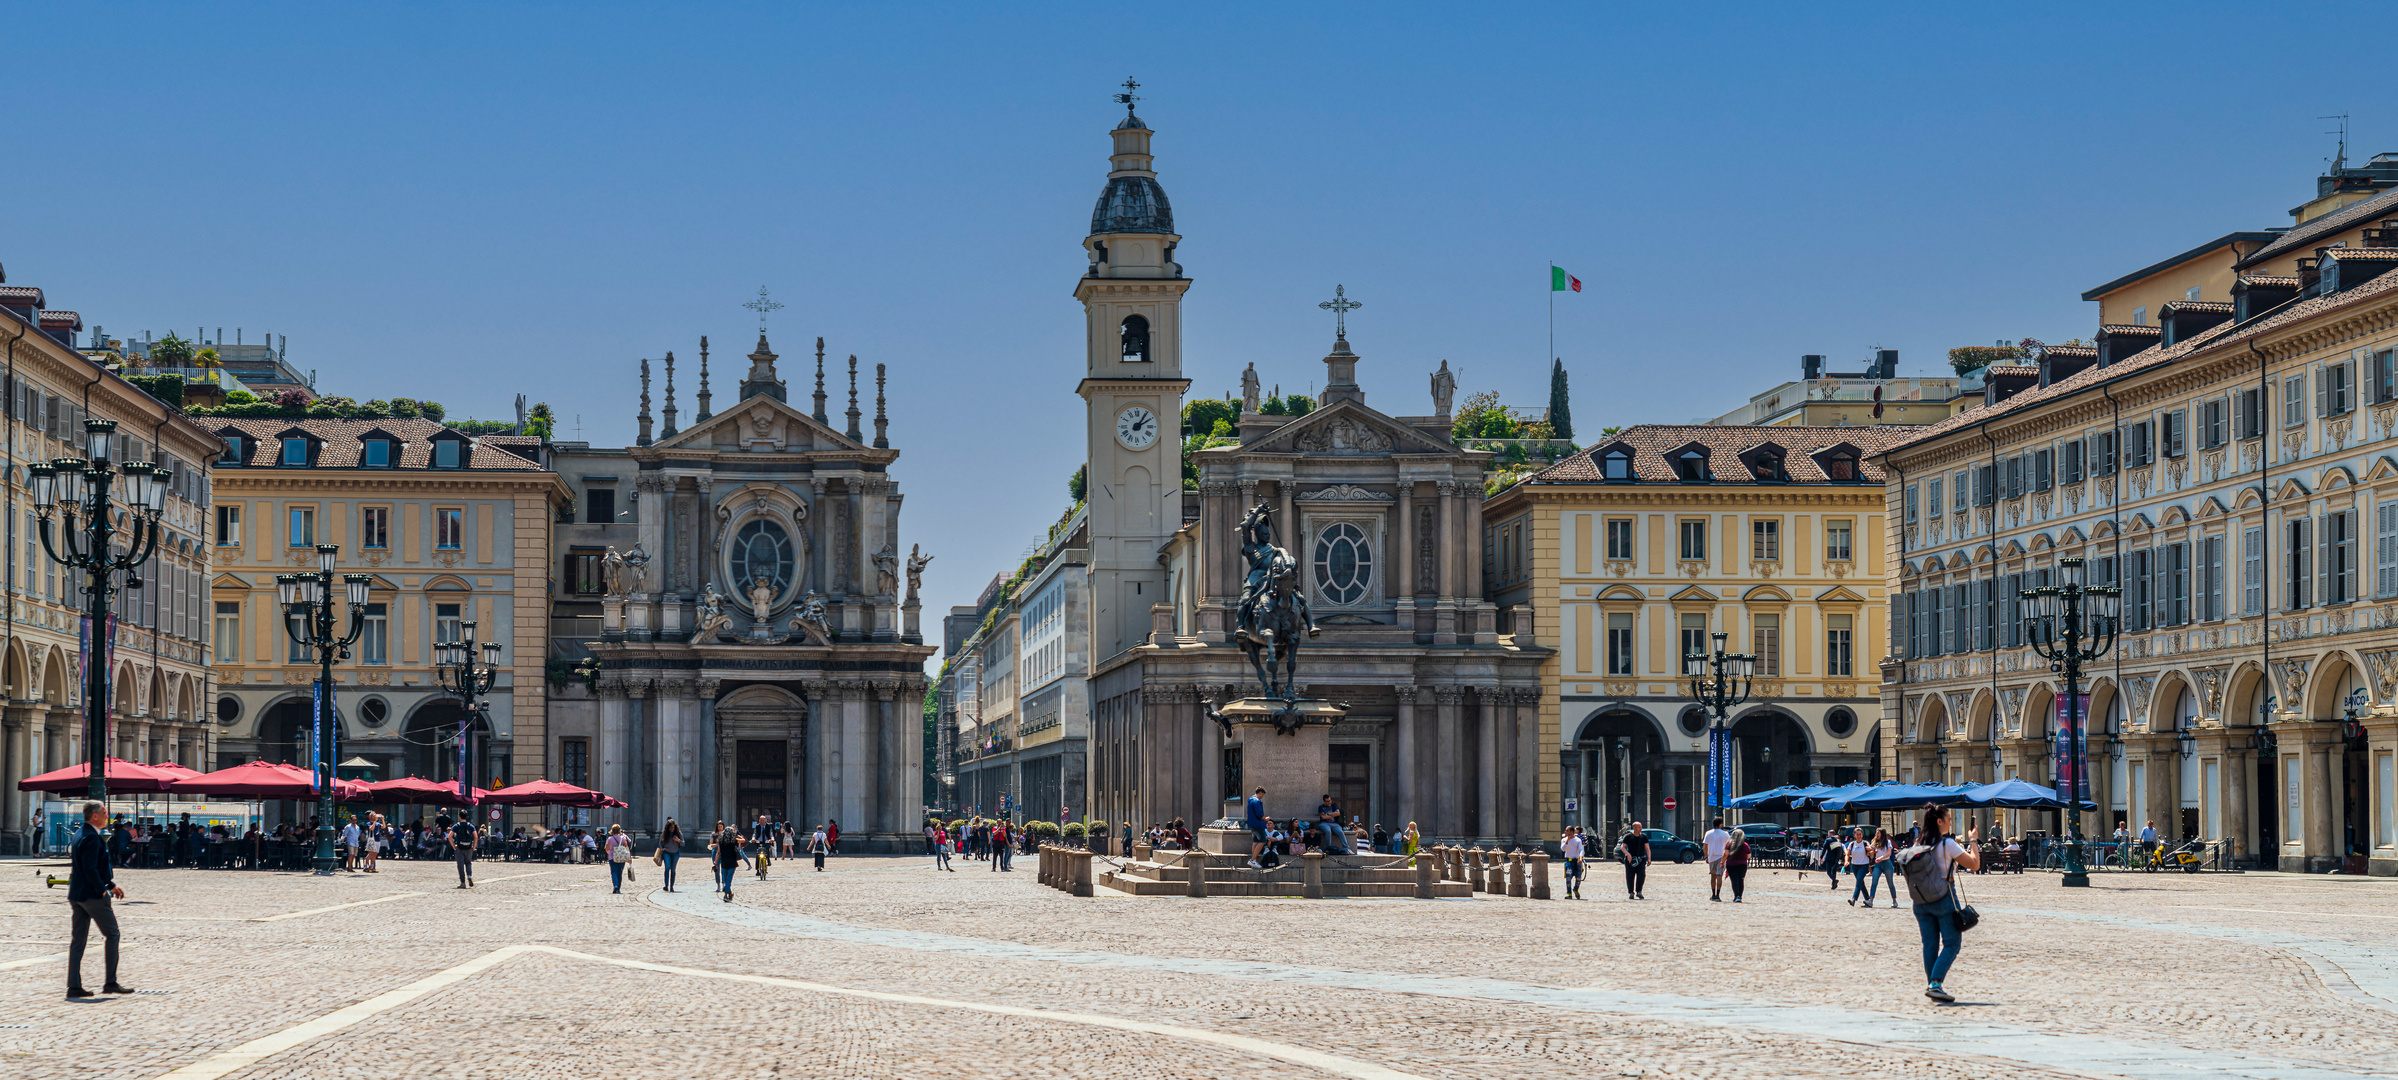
[604,824,634,894]
[715,826,744,902]
[1903,804,1980,1003]
[1820,832,1845,889]
[1868,827,1899,907]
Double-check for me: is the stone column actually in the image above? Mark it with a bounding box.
[597,681,630,828]
[1194,683,1226,820]
[1393,687,1418,832]
[632,475,667,641]
[1198,483,1230,638]
[1434,481,1459,644]
[1512,687,1538,846]
[1277,479,1297,555]
[1432,686,1466,839]
[802,680,830,833]
[809,480,833,601]
[2223,747,2251,863]
[1,706,28,845]
[2306,739,2335,871]
[1465,486,1490,643]
[841,680,871,838]
[1395,482,1416,629]
[695,678,721,829]
[655,679,692,830]
[1477,688,1500,843]
[872,680,899,839]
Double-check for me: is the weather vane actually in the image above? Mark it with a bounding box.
[1318,284,1362,340]
[1114,76,1141,115]
[743,286,784,335]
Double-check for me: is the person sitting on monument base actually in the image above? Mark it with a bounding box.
[1245,787,1270,870]
[1314,794,1351,855]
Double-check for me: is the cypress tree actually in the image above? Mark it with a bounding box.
[1547,358,1574,441]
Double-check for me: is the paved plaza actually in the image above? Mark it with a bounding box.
[3,852,2395,1079]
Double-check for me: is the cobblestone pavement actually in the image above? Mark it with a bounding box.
[1,852,2393,1079]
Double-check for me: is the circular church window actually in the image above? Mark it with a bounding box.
[1825,707,1857,739]
[216,695,242,725]
[359,698,390,728]
[730,519,795,597]
[1312,522,1372,605]
[1678,707,1708,737]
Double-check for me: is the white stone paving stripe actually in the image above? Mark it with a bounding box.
[144,943,1425,1080]
[248,892,424,922]
[0,952,65,971]
[653,883,2378,1080]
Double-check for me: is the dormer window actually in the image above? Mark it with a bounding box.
[280,438,310,466]
[218,435,246,466]
[363,440,391,468]
[1674,448,1711,482]
[1811,444,1864,482]
[1120,314,1151,363]
[433,438,464,469]
[1601,450,1633,481]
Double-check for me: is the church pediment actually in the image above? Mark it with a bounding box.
[651,393,867,455]
[1244,401,1450,457]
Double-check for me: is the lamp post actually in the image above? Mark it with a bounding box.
[433,621,503,814]
[1683,630,1756,820]
[277,546,372,874]
[28,419,170,804]
[2022,556,2119,888]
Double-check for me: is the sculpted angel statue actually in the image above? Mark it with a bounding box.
[905,544,933,604]
[746,575,777,623]
[791,591,834,646]
[693,582,735,642]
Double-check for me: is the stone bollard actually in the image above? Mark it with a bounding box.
[1071,849,1095,897]
[1186,850,1208,898]
[1485,852,1506,895]
[1414,846,1436,899]
[1507,851,1527,898]
[1529,852,1551,900]
[1134,843,1152,862]
[1467,848,1486,892]
[1449,846,1465,883]
[1046,845,1060,888]
[1302,850,1325,899]
[1038,845,1052,887]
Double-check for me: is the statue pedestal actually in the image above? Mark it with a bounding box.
[601,598,626,640]
[1217,697,1347,823]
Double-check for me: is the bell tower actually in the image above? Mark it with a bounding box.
[1076,84,1191,663]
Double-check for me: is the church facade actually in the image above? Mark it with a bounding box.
[578,333,935,851]
[1070,104,1548,844]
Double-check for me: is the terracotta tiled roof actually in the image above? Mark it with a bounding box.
[2160,300,2234,313]
[2043,344,2098,358]
[2240,275,2301,287]
[2240,187,2398,267]
[37,310,80,331]
[483,435,543,449]
[1885,262,2398,454]
[1985,364,2039,377]
[210,417,545,471]
[2096,323,2162,338]
[2325,248,2398,261]
[0,286,44,307]
[1528,424,1911,485]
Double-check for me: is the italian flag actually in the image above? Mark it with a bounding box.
[1551,266,1581,292]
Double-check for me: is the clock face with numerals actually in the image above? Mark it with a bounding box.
[1116,405,1160,450]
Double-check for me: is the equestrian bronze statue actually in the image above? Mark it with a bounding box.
[1234,501,1319,701]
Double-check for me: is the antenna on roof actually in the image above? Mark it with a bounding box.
[2322,113,2351,172]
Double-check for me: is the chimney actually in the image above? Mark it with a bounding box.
[1801,354,1824,380]
[1874,349,1898,379]
[2297,254,2323,295]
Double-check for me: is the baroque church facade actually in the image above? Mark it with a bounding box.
[576,333,935,852]
[1072,104,1549,843]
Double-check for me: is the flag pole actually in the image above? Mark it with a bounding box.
[1548,263,1556,370]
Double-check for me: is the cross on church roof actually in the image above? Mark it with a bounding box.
[743,286,785,335]
[1318,284,1362,340]
[1114,76,1140,115]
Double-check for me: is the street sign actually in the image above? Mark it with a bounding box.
[1562,798,1578,812]
[488,809,500,821]
[1662,796,1678,811]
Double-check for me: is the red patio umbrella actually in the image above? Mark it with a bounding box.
[17,757,180,794]
[363,777,485,806]
[164,761,326,799]
[482,779,609,806]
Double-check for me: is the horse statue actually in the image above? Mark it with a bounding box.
[1233,501,1318,700]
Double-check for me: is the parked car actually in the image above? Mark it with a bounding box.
[1733,821,1790,855]
[1626,828,1703,864]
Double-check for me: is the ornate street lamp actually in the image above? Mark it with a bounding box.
[279,545,373,874]
[434,621,504,813]
[2022,556,2119,887]
[1683,631,1756,819]
[28,418,170,804]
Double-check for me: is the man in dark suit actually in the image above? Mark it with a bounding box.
[68,801,131,999]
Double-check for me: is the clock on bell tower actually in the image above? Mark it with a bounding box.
[1076,88,1191,662]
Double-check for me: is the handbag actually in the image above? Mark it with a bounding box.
[1950,857,1980,932]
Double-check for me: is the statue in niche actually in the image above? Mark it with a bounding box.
[746,574,778,623]
[905,544,933,605]
[1431,360,1456,416]
[874,543,900,596]
[790,591,834,645]
[600,544,649,599]
[693,582,735,642]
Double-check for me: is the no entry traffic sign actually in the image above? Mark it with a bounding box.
[1662,797,1678,811]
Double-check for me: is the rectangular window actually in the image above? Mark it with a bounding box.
[436,507,463,550]
[569,552,605,596]
[280,438,309,466]
[1975,464,1996,505]
[215,505,241,546]
[1751,519,1780,561]
[1904,485,1919,523]
[2062,440,2084,484]
[2202,535,2226,621]
[2201,400,2226,449]
[2331,509,2359,604]
[434,440,462,469]
[2287,517,2313,610]
[2093,431,2117,476]
[1952,471,1969,512]
[288,506,314,548]
[361,603,388,665]
[1679,613,1708,663]
[2164,410,2187,458]
[361,506,389,549]
[218,435,243,466]
[1605,612,1634,675]
[2127,421,2154,467]
[2129,548,2152,631]
[2237,387,2265,440]
[586,488,617,525]
[1927,477,1944,518]
[362,439,392,468]
[1753,613,1780,677]
[2244,526,2265,616]
[561,738,590,788]
[2375,349,2398,406]
[214,601,240,664]
[1678,519,1707,561]
[2286,374,2308,427]
[290,623,314,663]
[2169,542,2190,626]
[2321,361,2354,416]
[1825,520,1852,562]
[2380,503,2398,599]
[1605,519,1634,560]
[436,603,463,648]
[2034,447,2054,491]
[1826,613,1853,677]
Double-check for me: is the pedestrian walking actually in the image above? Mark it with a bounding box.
[933,825,953,870]
[1703,816,1732,902]
[449,816,479,888]
[1560,826,1586,899]
[825,819,839,854]
[991,820,1012,871]
[715,825,744,902]
[1401,821,1421,862]
[658,819,684,892]
[1821,832,1845,888]
[341,816,361,872]
[1846,827,1876,907]
[1616,821,1650,899]
[1869,827,1898,905]
[810,823,829,871]
[1726,828,1751,902]
[1900,804,1979,1002]
[605,824,634,893]
[66,802,131,999]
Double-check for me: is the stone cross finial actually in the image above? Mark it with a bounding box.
[660,350,678,438]
[812,337,829,424]
[845,354,864,442]
[695,335,713,421]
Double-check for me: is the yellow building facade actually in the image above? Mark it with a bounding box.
[1486,425,1904,842]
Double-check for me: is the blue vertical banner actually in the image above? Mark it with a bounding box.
[310,680,324,790]
[1707,727,1731,810]
[457,710,472,804]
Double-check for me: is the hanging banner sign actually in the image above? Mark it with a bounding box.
[2053,693,2089,806]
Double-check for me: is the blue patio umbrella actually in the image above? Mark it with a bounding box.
[1822,782,1978,813]
[1724,785,1800,809]
[1789,781,1888,811]
[1961,778,2098,811]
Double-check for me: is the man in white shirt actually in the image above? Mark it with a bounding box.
[340,819,361,872]
[2138,820,2159,860]
[1846,827,1876,907]
[1703,818,1732,902]
[1559,827,1586,899]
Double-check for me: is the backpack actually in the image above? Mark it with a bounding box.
[1897,841,1952,905]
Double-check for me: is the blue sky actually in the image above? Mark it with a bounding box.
[6,3,2391,622]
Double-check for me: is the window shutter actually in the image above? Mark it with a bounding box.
[2316,512,2331,608]
[2345,358,2359,413]
[2317,367,2329,417]
[2034,448,2052,490]
[2344,510,2361,603]
[2380,503,2398,599]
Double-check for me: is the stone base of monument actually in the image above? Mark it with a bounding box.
[1214,697,1348,822]
[1096,848,1473,898]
